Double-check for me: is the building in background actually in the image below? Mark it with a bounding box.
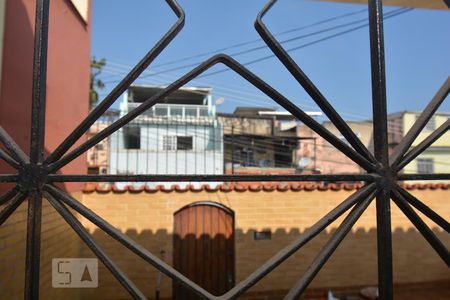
[388,111,450,179]
[218,107,321,176]
[0,0,91,191]
[109,85,223,188]
[296,120,374,174]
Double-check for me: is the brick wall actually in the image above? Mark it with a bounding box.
[1,186,448,299]
[0,192,83,300]
[72,185,449,299]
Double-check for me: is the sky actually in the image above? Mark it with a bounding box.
[91,0,450,122]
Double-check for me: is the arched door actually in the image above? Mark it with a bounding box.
[173,202,235,299]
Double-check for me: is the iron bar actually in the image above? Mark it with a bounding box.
[44,0,185,165]
[48,55,376,173]
[0,192,27,226]
[391,189,450,267]
[24,192,43,300]
[224,184,377,299]
[284,193,375,299]
[255,0,377,165]
[396,119,450,171]
[24,0,50,297]
[0,186,18,206]
[0,149,20,169]
[29,0,49,164]
[44,192,148,299]
[44,185,217,300]
[0,127,29,164]
[398,173,450,181]
[0,175,19,183]
[390,76,450,167]
[368,1,393,299]
[397,186,450,232]
[47,173,377,183]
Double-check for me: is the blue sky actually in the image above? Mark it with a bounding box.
[91,0,450,121]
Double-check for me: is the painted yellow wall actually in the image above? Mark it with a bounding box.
[402,112,450,179]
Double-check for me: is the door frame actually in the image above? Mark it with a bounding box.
[173,201,236,291]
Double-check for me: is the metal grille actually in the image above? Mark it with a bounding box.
[0,0,449,299]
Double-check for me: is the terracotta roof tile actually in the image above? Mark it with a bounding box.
[82,182,450,194]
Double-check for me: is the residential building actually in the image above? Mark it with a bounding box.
[218,107,321,175]
[0,1,91,299]
[87,122,110,175]
[388,111,450,179]
[109,85,223,188]
[296,120,374,174]
[0,0,91,193]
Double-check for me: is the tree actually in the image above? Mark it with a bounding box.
[90,57,106,109]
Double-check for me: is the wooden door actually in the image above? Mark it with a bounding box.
[173,202,234,299]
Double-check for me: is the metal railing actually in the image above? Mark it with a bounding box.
[0,0,449,299]
[127,103,211,120]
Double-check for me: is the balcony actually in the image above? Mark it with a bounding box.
[126,103,213,121]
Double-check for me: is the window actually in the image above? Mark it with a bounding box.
[170,107,183,117]
[417,158,434,174]
[163,136,176,151]
[154,106,168,117]
[95,143,104,151]
[177,136,193,150]
[123,127,140,149]
[162,136,193,150]
[185,107,197,118]
[418,115,436,132]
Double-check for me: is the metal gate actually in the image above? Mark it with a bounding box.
[0,0,449,299]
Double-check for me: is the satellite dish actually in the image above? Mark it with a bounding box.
[215,97,225,106]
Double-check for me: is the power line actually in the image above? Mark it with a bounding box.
[147,7,369,69]
[198,8,413,79]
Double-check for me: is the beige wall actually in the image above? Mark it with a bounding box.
[1,187,448,299]
[0,193,83,300]
[74,186,449,299]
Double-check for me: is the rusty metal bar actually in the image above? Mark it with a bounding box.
[44,184,217,300]
[44,0,185,165]
[368,1,393,299]
[47,55,376,173]
[47,173,377,183]
[25,0,50,298]
[0,192,27,226]
[396,119,450,171]
[44,192,148,299]
[0,127,29,164]
[390,76,450,168]
[391,189,450,267]
[255,0,377,165]
[0,149,20,169]
[284,192,375,299]
[397,186,450,232]
[224,184,377,299]
[0,187,19,206]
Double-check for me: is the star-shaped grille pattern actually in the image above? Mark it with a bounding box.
[0,0,449,299]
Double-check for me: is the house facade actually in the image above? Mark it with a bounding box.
[296,120,374,174]
[109,85,224,188]
[388,111,450,179]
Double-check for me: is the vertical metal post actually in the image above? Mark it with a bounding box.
[369,1,393,299]
[25,0,50,299]
[313,138,317,172]
[231,124,235,174]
